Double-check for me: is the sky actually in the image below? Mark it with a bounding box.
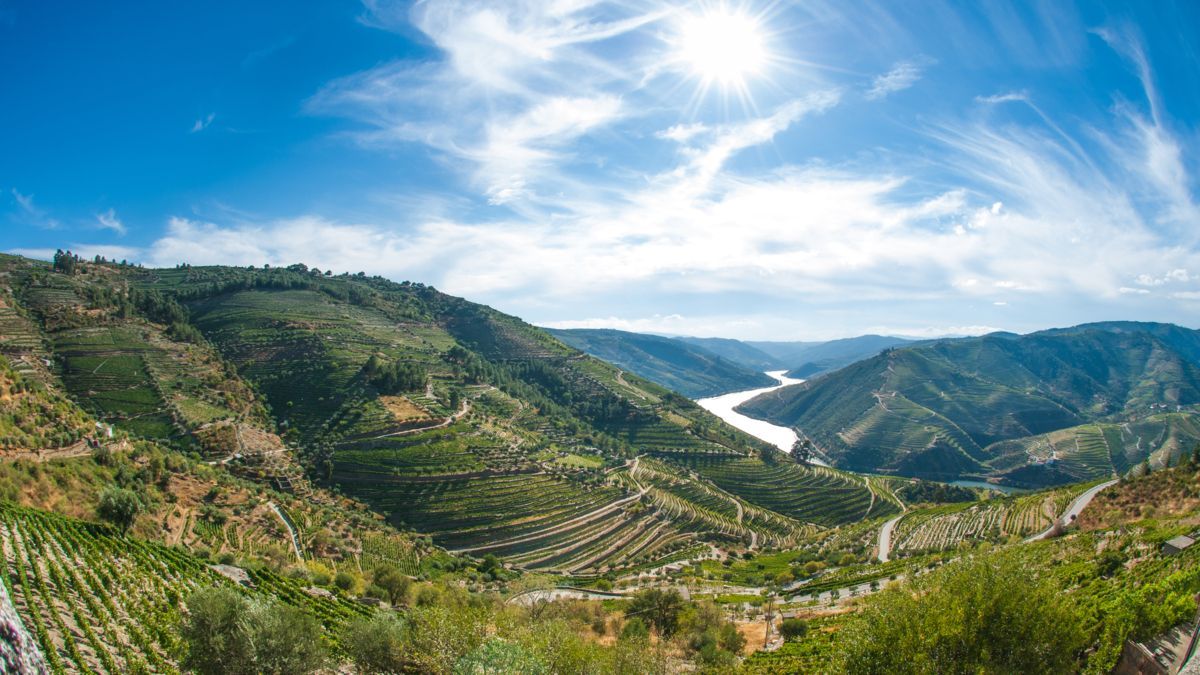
[2,0,1199,341]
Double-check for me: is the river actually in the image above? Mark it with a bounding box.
[696,370,828,465]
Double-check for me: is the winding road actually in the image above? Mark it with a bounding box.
[1025,478,1119,542]
[876,513,904,563]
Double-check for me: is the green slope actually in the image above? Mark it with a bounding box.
[547,327,776,397]
[739,326,1200,485]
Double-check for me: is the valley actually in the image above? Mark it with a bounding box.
[0,252,1197,674]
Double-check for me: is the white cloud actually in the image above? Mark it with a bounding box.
[657,123,709,144]
[866,61,925,100]
[1119,287,1151,295]
[190,113,215,133]
[9,188,60,229]
[95,208,126,235]
[975,91,1027,105]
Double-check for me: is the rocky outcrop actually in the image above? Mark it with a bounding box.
[0,581,48,675]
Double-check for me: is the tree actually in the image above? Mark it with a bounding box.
[780,618,808,642]
[718,622,746,653]
[341,614,409,675]
[833,553,1086,674]
[182,588,253,675]
[183,587,327,675]
[791,439,814,464]
[372,565,412,606]
[97,486,141,533]
[626,589,685,637]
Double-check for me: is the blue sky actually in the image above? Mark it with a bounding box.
[2,0,1198,340]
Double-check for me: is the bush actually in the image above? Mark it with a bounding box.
[182,587,327,675]
[342,613,409,674]
[833,553,1086,674]
[780,618,808,642]
[97,486,141,533]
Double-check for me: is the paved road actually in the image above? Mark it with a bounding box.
[1025,479,1119,542]
[876,513,905,562]
[508,587,628,606]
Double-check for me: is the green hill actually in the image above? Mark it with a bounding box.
[738,324,1200,486]
[0,252,894,577]
[547,328,776,397]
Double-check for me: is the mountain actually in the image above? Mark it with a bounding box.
[675,336,786,370]
[3,252,1196,674]
[548,328,776,397]
[674,334,913,378]
[766,335,915,378]
[738,323,1200,486]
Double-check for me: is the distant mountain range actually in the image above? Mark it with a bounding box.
[738,322,1200,487]
[551,329,912,397]
[544,328,776,398]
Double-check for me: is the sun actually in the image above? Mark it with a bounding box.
[677,9,768,87]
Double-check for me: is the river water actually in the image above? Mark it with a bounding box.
[695,370,828,465]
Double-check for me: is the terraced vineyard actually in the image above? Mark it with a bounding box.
[668,455,896,527]
[0,502,369,674]
[740,325,1200,486]
[890,482,1099,553]
[988,413,1200,486]
[632,457,812,549]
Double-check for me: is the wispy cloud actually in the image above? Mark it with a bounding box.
[190,113,215,133]
[9,188,60,229]
[95,208,126,235]
[975,91,1027,104]
[865,60,926,100]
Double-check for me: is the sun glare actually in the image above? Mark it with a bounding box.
[678,9,767,87]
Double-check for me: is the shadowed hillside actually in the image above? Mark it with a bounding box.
[548,327,776,397]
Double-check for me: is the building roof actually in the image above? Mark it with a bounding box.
[1166,535,1196,550]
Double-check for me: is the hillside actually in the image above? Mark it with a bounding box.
[674,334,912,378]
[547,327,776,397]
[774,335,914,378]
[0,253,903,578]
[1,251,1197,673]
[739,324,1200,486]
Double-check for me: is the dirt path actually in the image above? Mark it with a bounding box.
[3,439,105,463]
[362,399,471,441]
[268,502,304,562]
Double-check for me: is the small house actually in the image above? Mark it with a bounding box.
[1163,535,1196,556]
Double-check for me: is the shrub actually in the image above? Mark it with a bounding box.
[182,587,327,675]
[833,553,1086,674]
[96,486,141,533]
[342,613,409,674]
[780,618,808,642]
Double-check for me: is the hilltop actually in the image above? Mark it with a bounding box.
[739,323,1200,486]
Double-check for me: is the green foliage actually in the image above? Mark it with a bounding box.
[96,485,141,533]
[547,327,776,398]
[833,552,1087,674]
[780,618,808,642]
[454,638,549,675]
[341,613,409,674]
[365,355,427,394]
[182,587,329,675]
[626,588,685,637]
[372,564,412,606]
